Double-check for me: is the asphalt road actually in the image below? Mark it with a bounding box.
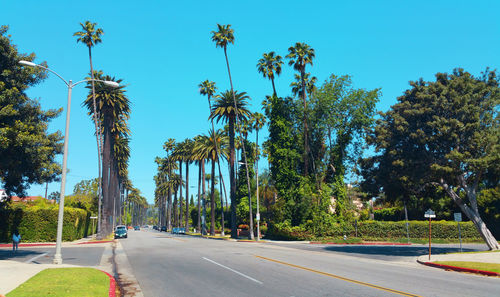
[0,245,104,266]
[120,230,500,297]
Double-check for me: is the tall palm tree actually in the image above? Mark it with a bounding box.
[286,42,315,176]
[194,130,228,236]
[183,139,194,230]
[83,71,130,235]
[252,112,266,239]
[210,90,252,238]
[74,20,104,234]
[257,51,283,96]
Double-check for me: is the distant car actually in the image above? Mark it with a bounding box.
[127,226,133,230]
[134,226,140,231]
[153,225,158,230]
[161,226,167,232]
[172,227,186,234]
[115,225,128,239]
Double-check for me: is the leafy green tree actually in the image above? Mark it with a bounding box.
[312,74,380,218]
[257,51,283,96]
[286,42,315,176]
[0,26,63,196]
[363,69,499,250]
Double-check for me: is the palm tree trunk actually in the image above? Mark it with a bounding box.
[271,77,277,97]
[185,161,189,231]
[210,159,216,236]
[201,159,207,235]
[102,115,112,235]
[301,68,309,176]
[173,188,178,227]
[219,169,225,236]
[256,129,260,240]
[88,47,104,237]
[197,162,202,232]
[167,186,172,230]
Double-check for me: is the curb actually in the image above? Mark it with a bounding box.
[310,242,411,246]
[417,260,500,277]
[77,240,114,245]
[100,270,117,297]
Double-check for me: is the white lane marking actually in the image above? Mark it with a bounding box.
[202,257,263,285]
[25,252,48,263]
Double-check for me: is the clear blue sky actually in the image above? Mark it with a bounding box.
[2,0,499,203]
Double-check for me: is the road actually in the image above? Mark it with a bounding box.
[120,230,499,297]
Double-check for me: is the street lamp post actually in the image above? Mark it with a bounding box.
[19,61,118,264]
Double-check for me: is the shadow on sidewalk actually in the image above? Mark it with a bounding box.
[0,249,45,261]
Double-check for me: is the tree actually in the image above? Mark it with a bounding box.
[257,51,283,96]
[312,74,379,217]
[363,69,499,250]
[253,112,266,237]
[0,26,63,196]
[83,71,130,235]
[210,90,252,237]
[286,42,315,176]
[194,130,228,235]
[73,21,104,232]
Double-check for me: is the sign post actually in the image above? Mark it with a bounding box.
[454,212,462,252]
[424,209,436,261]
[90,216,98,240]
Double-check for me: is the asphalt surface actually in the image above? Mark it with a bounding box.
[120,230,500,297]
[0,245,104,266]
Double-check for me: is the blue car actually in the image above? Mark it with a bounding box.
[114,225,128,239]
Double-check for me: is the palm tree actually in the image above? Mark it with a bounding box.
[286,42,315,176]
[183,139,194,230]
[74,20,104,234]
[252,112,266,239]
[290,73,317,98]
[210,90,253,238]
[83,71,130,235]
[257,51,283,96]
[194,130,228,236]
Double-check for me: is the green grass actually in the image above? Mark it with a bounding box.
[446,250,500,255]
[7,268,109,297]
[433,261,500,273]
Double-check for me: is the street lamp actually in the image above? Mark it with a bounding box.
[19,60,118,264]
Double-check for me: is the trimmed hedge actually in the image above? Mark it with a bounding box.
[267,220,482,241]
[0,205,93,243]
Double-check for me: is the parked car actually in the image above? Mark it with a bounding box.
[161,226,167,232]
[134,226,140,231]
[115,225,128,239]
[153,225,158,230]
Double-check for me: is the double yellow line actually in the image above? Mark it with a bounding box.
[254,255,420,297]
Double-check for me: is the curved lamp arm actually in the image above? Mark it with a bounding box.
[19,60,69,87]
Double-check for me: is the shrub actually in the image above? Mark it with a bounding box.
[0,204,93,243]
[373,207,404,221]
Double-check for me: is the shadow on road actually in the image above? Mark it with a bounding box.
[0,249,45,260]
[323,245,478,257]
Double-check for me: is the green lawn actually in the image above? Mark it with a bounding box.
[7,268,109,297]
[433,261,500,273]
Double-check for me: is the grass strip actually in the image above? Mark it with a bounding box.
[433,261,500,273]
[7,268,109,297]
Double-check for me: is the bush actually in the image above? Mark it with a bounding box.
[0,204,93,243]
[266,220,482,241]
[373,207,404,221]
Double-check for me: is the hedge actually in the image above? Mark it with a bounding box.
[267,220,482,241]
[0,205,94,243]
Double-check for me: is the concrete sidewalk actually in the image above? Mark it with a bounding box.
[417,251,500,264]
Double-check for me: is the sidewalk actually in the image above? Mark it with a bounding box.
[417,251,500,276]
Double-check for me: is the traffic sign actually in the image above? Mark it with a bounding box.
[90,216,98,219]
[424,209,436,218]
[454,213,462,222]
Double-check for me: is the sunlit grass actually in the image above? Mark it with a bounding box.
[433,261,500,273]
[7,268,109,297]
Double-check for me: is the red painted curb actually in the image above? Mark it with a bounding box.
[417,260,500,277]
[100,270,117,297]
[310,242,411,246]
[0,243,55,247]
[77,240,113,245]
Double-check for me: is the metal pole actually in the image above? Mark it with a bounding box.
[428,217,431,261]
[255,145,260,241]
[404,202,410,243]
[53,81,72,264]
[458,222,462,253]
